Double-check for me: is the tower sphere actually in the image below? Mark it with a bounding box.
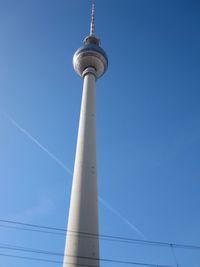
[73,35,108,79]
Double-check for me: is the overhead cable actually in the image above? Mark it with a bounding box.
[0,218,200,251]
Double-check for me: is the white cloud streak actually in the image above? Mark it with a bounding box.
[98,196,146,240]
[3,112,146,240]
[3,112,72,175]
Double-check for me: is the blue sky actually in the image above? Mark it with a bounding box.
[0,0,200,266]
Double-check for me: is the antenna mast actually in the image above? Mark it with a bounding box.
[90,0,95,36]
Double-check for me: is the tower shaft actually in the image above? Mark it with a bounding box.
[63,1,108,266]
[63,68,99,267]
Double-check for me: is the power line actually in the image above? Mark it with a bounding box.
[0,252,98,267]
[0,252,61,264]
[0,224,64,236]
[170,244,179,267]
[0,243,176,267]
[0,218,200,251]
[0,219,66,232]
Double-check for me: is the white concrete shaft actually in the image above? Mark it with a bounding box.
[63,71,99,267]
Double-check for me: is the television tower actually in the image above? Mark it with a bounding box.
[63,1,108,266]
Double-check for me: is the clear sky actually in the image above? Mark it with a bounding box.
[0,0,200,266]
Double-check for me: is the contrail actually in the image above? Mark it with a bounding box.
[3,112,72,175]
[3,112,146,240]
[98,196,146,240]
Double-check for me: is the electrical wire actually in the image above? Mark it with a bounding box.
[0,252,98,267]
[0,242,176,267]
[170,244,179,267]
[0,224,64,236]
[0,218,200,251]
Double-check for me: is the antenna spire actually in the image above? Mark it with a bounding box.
[90,0,95,36]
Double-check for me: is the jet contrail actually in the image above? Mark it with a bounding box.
[98,196,146,240]
[3,112,146,240]
[3,112,72,175]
